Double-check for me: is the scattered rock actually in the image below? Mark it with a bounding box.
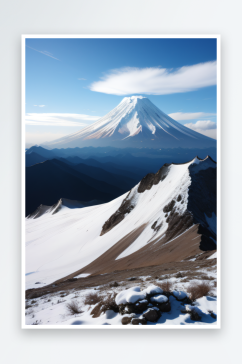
[190,308,202,321]
[124,304,136,314]
[177,194,182,202]
[151,221,163,232]
[143,308,161,322]
[127,277,137,281]
[119,303,136,315]
[122,316,132,325]
[91,302,103,318]
[151,221,157,229]
[132,318,147,325]
[116,286,145,305]
[172,290,187,301]
[105,310,117,319]
[175,272,184,278]
[150,295,168,304]
[135,300,149,314]
[27,291,43,299]
[183,297,193,304]
[157,301,171,312]
[180,308,189,314]
[66,278,78,282]
[208,310,216,319]
[109,282,119,287]
[163,200,176,213]
[144,285,163,297]
[35,282,41,284]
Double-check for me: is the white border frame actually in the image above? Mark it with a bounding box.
[21,34,221,330]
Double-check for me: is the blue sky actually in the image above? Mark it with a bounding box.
[25,38,217,146]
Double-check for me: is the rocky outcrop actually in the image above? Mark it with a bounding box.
[138,164,170,193]
[143,308,161,322]
[121,316,132,325]
[131,318,147,325]
[100,192,134,236]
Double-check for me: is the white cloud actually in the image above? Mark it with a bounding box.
[185,120,216,131]
[90,61,216,95]
[25,132,67,147]
[169,111,215,121]
[25,113,101,127]
[27,46,59,60]
[184,120,217,139]
[34,105,46,107]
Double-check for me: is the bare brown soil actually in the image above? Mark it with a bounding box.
[25,256,216,300]
[61,224,210,279]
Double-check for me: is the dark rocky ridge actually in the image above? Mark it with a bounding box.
[138,164,170,193]
[100,164,170,236]
[27,204,52,219]
[187,164,216,251]
[100,157,216,254]
[161,163,216,250]
[100,191,135,236]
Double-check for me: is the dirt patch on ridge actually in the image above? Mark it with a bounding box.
[25,256,216,300]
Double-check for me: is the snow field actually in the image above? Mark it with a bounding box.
[26,156,216,290]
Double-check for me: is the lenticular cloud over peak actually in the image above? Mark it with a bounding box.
[89,62,217,96]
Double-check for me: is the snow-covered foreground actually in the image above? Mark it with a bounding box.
[25,273,217,327]
[25,156,216,289]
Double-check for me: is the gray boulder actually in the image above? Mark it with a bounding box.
[121,316,132,325]
[143,308,161,322]
[132,318,147,325]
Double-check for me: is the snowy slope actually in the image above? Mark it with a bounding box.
[43,97,216,149]
[25,156,216,289]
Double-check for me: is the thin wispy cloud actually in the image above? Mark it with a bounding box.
[78,78,86,81]
[34,105,46,108]
[185,120,217,139]
[26,131,67,147]
[27,46,59,61]
[90,62,216,95]
[25,113,101,127]
[169,111,216,121]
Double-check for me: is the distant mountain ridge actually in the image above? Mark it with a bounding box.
[25,159,129,216]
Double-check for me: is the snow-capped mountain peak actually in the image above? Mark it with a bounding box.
[43,96,216,149]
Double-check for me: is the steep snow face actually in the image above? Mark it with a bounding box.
[25,157,216,289]
[43,96,215,148]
